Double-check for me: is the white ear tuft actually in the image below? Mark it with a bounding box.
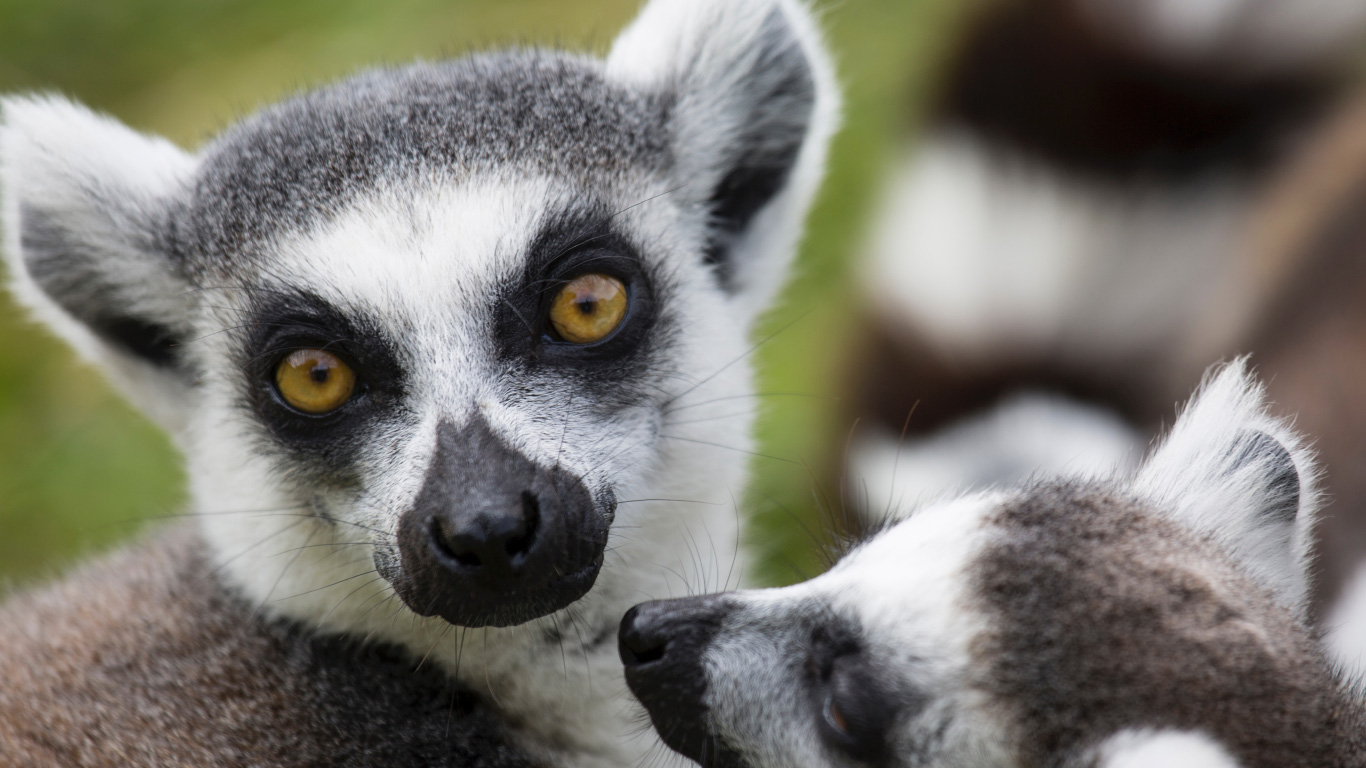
[2,94,199,436]
[607,0,840,323]
[1134,359,1320,615]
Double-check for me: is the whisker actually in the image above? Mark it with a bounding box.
[662,312,809,409]
[272,568,378,601]
[658,434,798,465]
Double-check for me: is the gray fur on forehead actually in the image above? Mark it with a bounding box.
[177,51,671,261]
[971,482,1337,767]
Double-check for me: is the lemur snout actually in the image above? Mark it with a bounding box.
[620,596,743,768]
[385,416,612,628]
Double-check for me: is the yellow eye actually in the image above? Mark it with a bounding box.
[549,274,628,344]
[275,349,356,414]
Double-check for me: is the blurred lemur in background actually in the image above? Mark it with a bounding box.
[0,0,838,764]
[841,0,1366,619]
[627,362,1366,768]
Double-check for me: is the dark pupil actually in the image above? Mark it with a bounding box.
[575,297,597,316]
[309,365,330,384]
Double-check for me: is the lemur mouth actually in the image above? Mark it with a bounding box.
[379,416,614,628]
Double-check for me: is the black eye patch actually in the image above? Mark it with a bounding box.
[807,619,907,765]
[494,210,660,375]
[236,289,406,460]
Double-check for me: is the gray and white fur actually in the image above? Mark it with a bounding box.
[0,0,840,764]
[622,362,1366,767]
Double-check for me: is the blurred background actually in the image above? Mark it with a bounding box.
[0,0,964,589]
[6,0,1366,611]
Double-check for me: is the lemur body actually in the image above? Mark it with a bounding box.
[839,0,1366,608]
[0,1,839,764]
[622,363,1366,768]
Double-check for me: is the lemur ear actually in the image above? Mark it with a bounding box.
[1134,359,1319,615]
[2,95,198,436]
[607,0,839,322]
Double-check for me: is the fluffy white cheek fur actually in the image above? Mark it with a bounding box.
[703,495,1013,767]
[828,494,1016,763]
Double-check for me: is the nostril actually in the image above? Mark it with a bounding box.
[504,491,540,560]
[429,517,482,568]
[624,639,667,666]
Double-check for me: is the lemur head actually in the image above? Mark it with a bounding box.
[0,0,836,638]
[622,361,1329,768]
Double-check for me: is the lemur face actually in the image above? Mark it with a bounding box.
[1,0,837,641]
[622,363,1323,767]
[191,118,705,628]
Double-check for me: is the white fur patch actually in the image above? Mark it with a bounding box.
[825,492,1001,672]
[1090,728,1243,768]
[1134,360,1320,616]
[705,492,1013,767]
[862,135,1246,369]
[850,394,1141,524]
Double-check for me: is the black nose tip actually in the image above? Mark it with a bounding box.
[618,596,742,768]
[618,597,735,671]
[619,604,669,666]
[429,491,540,573]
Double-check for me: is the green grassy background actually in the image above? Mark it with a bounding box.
[0,0,963,590]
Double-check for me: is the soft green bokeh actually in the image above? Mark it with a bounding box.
[0,0,962,590]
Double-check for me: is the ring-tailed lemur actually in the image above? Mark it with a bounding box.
[838,0,1366,611]
[0,0,838,764]
[621,361,1366,768]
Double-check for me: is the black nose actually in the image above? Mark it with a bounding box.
[618,604,670,666]
[619,596,734,669]
[428,490,539,575]
[385,416,612,628]
[619,596,743,768]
